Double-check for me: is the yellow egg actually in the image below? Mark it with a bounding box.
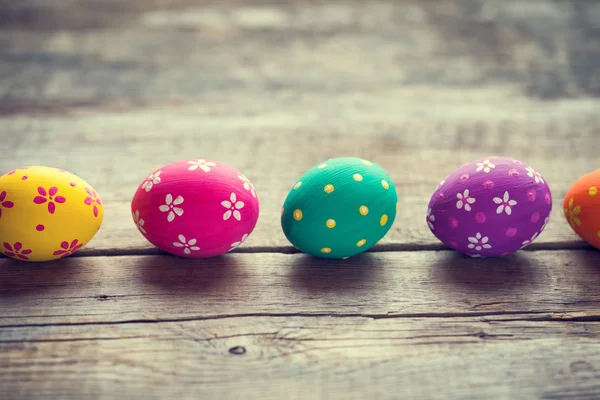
[0,166,103,262]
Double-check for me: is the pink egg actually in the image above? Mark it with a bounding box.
[131,159,260,258]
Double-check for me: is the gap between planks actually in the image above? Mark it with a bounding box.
[3,241,591,258]
[2,311,600,330]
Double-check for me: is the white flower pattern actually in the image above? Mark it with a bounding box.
[188,159,216,172]
[221,192,244,221]
[172,234,200,255]
[526,166,545,184]
[229,233,249,251]
[132,210,147,235]
[476,160,496,173]
[521,232,539,249]
[468,233,492,251]
[142,170,161,192]
[427,208,435,230]
[159,194,184,222]
[456,189,476,211]
[238,175,256,198]
[541,216,550,232]
[493,191,517,215]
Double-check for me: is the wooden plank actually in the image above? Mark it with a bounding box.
[1,250,600,326]
[1,0,599,102]
[2,315,600,399]
[1,2,598,398]
[1,0,599,253]
[1,98,599,254]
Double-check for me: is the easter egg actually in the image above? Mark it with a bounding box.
[131,159,259,258]
[563,169,600,249]
[0,166,104,262]
[281,157,397,259]
[427,157,552,257]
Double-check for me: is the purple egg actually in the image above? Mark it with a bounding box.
[427,157,552,257]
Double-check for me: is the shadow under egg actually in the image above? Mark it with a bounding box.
[0,256,84,298]
[430,251,541,295]
[137,253,241,294]
[289,252,385,294]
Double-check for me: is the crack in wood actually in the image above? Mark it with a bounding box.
[0,331,518,344]
[0,336,144,344]
[2,310,598,329]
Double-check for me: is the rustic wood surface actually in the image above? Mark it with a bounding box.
[2,251,600,399]
[2,251,600,325]
[2,316,600,400]
[1,0,600,399]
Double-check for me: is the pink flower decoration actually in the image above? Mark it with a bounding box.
[3,242,32,260]
[33,186,66,214]
[0,191,14,219]
[84,187,102,218]
[6,167,28,176]
[53,239,83,257]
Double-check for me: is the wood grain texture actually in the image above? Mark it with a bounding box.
[2,249,600,399]
[2,315,600,400]
[2,1,600,398]
[1,250,599,326]
[2,95,600,255]
[1,0,599,254]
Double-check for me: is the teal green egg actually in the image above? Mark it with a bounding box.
[281,157,398,259]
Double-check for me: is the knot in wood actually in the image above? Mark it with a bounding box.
[229,346,246,355]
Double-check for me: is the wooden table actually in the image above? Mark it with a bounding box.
[1,0,600,399]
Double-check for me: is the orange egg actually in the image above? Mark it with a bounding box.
[564,169,600,249]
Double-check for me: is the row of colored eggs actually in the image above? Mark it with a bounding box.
[0,157,596,262]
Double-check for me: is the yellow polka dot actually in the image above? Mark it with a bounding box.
[597,231,600,239]
[318,163,327,169]
[294,181,302,190]
[326,219,336,228]
[381,180,389,190]
[359,205,369,216]
[357,239,366,247]
[324,184,334,193]
[353,173,363,182]
[361,160,372,166]
[590,187,598,196]
[380,214,388,226]
[293,209,303,221]
[321,248,331,254]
